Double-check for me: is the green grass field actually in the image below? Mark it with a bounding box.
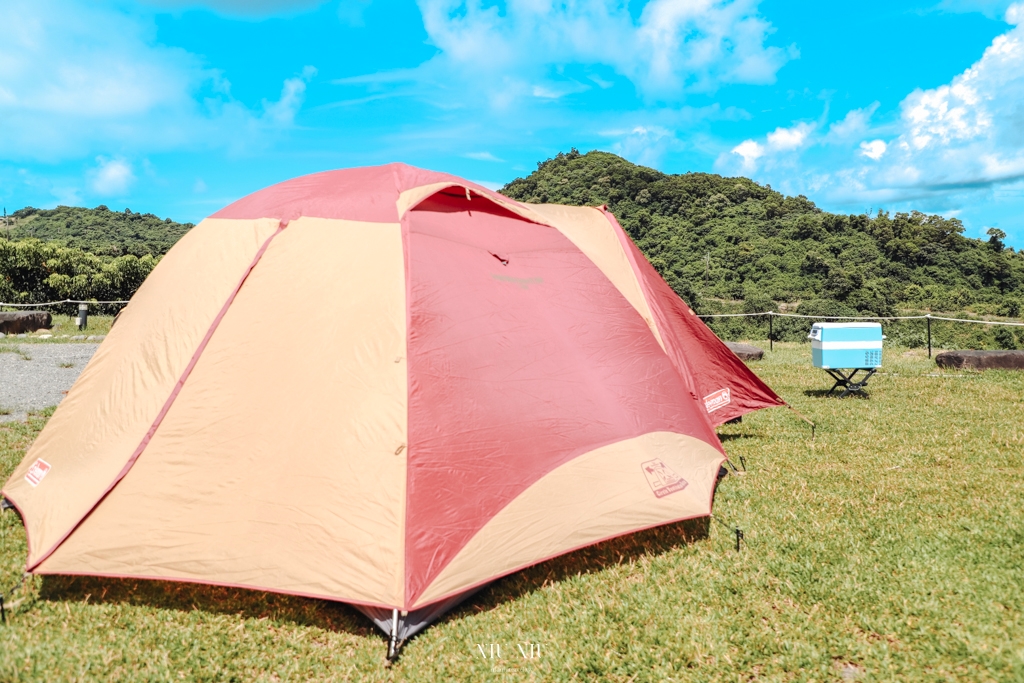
[0,344,1021,681]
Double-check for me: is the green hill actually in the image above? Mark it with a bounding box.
[5,205,193,257]
[3,155,1021,348]
[500,150,1024,322]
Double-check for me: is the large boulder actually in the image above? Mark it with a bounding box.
[725,341,764,361]
[935,350,1024,371]
[0,311,52,334]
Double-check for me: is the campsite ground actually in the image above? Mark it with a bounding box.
[0,344,1021,681]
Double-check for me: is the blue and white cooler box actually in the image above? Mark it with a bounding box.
[809,322,884,369]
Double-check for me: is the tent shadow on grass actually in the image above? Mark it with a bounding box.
[717,432,760,442]
[36,517,710,643]
[37,574,376,638]
[802,388,870,399]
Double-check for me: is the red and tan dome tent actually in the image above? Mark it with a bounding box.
[2,164,783,656]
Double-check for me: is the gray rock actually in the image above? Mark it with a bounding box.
[70,335,86,340]
[86,335,106,341]
[725,341,764,361]
[935,350,1024,370]
[0,311,53,334]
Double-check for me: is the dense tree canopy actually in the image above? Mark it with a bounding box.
[501,150,1024,320]
[4,205,193,257]
[0,238,156,313]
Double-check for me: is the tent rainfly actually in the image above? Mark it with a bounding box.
[2,164,785,658]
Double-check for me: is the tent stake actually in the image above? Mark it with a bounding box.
[387,608,401,662]
[712,515,743,552]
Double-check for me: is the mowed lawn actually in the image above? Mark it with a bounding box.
[0,344,1021,681]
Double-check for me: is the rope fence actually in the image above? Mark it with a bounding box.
[697,310,1024,357]
[2,302,1022,356]
[0,299,130,307]
[697,311,1024,325]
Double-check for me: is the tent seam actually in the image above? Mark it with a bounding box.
[400,208,413,611]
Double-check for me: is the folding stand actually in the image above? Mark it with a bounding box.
[823,368,876,398]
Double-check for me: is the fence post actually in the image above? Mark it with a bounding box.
[926,314,932,358]
[768,311,774,352]
[77,303,88,331]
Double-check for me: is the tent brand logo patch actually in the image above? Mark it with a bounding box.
[703,387,731,413]
[641,459,688,498]
[491,274,543,290]
[25,459,51,487]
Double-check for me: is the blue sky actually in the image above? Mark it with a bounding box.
[2,1,1023,247]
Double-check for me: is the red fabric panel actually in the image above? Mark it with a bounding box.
[403,193,722,607]
[601,211,785,425]
[211,163,470,223]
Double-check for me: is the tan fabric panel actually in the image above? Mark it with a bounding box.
[3,218,280,567]
[38,218,409,607]
[524,203,664,349]
[396,182,555,227]
[414,431,722,607]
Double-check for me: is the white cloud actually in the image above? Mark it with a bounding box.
[611,125,681,168]
[263,66,317,125]
[717,18,1024,214]
[826,103,879,142]
[859,140,887,160]
[408,0,793,103]
[1006,1,1024,24]
[731,140,764,171]
[464,152,504,162]
[725,121,814,171]
[337,0,372,26]
[936,0,1018,20]
[0,0,316,162]
[141,0,329,18]
[89,157,136,196]
[766,122,813,150]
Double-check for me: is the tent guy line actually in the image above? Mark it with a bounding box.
[698,311,1024,326]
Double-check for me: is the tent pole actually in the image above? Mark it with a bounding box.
[387,608,400,661]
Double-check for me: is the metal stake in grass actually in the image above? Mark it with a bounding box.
[386,608,403,662]
[712,515,744,552]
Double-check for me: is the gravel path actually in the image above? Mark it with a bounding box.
[0,344,99,422]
